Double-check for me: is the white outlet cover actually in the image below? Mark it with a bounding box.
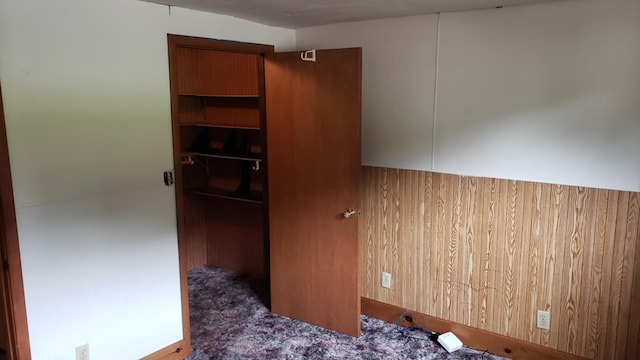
[76,343,90,360]
[537,310,550,330]
[381,272,391,288]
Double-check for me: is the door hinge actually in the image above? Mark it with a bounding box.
[2,258,9,271]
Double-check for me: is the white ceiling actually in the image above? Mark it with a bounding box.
[146,0,568,29]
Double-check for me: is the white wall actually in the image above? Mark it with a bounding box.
[435,0,640,191]
[0,0,294,359]
[297,0,640,192]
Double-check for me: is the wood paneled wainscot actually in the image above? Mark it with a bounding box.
[360,166,639,360]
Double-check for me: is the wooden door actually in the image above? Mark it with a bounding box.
[265,48,362,337]
[0,82,30,358]
[0,203,10,357]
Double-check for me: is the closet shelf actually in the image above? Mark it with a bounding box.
[186,187,263,204]
[178,93,260,98]
[182,151,262,162]
[180,124,261,131]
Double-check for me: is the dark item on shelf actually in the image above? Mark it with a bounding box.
[231,162,253,198]
[186,130,210,154]
[221,129,237,152]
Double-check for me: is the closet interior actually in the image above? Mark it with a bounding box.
[168,36,273,304]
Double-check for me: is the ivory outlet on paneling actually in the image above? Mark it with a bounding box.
[381,272,392,289]
[76,343,90,360]
[537,310,550,330]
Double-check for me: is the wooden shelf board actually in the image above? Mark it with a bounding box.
[182,151,261,162]
[180,124,261,131]
[186,188,263,204]
[178,93,260,98]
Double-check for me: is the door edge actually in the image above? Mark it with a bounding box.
[0,82,32,359]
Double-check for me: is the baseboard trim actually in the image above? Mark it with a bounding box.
[140,340,188,360]
[361,298,585,360]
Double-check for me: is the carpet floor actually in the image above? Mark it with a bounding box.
[186,266,507,360]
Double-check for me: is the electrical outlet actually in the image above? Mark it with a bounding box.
[537,310,550,330]
[381,272,392,289]
[76,343,90,360]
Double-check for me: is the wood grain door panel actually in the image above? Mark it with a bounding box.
[265,48,362,337]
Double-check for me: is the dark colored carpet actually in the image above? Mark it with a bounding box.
[187,266,507,360]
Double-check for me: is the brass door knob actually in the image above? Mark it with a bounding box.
[343,209,356,219]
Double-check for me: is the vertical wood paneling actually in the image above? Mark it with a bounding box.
[465,176,480,327]
[493,179,508,335]
[560,187,584,354]
[381,168,392,303]
[468,176,484,329]
[410,170,422,311]
[183,195,208,270]
[514,180,526,338]
[361,168,374,301]
[579,188,599,356]
[606,192,629,358]
[203,97,261,128]
[391,169,400,305]
[583,191,609,357]
[548,183,570,350]
[615,192,638,359]
[480,177,499,331]
[175,48,260,96]
[624,193,639,360]
[524,182,541,342]
[434,173,446,319]
[398,170,408,306]
[502,180,524,338]
[445,174,461,321]
[536,184,555,345]
[421,171,434,315]
[591,190,617,359]
[177,96,205,125]
[361,166,640,360]
[205,199,264,279]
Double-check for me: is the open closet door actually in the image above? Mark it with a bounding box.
[265,48,362,337]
